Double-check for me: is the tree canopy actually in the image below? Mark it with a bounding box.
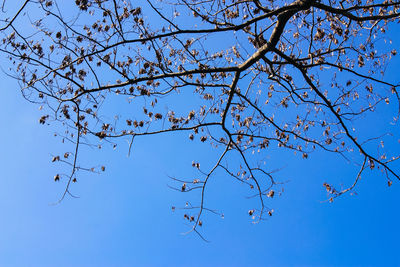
[1,0,399,238]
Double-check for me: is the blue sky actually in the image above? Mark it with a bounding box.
[1,1,400,267]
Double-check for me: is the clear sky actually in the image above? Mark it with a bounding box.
[1,1,400,267]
